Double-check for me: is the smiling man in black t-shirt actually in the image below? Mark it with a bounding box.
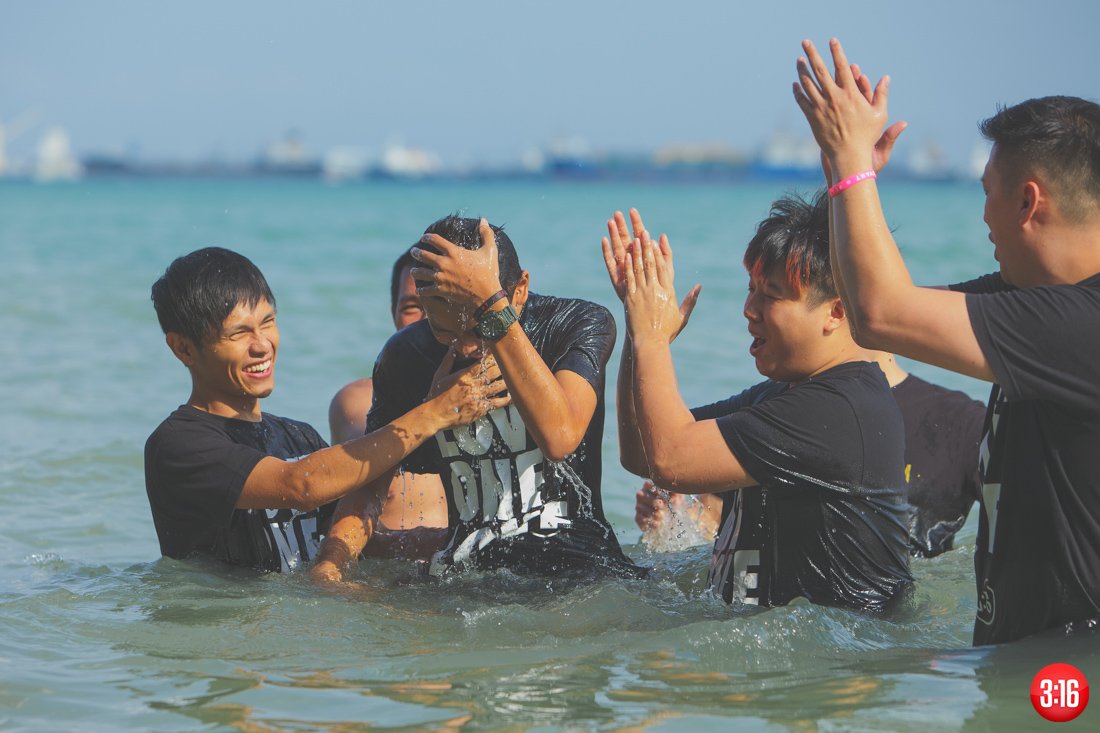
[605,194,912,613]
[796,40,1100,644]
[145,247,505,571]
[312,216,640,581]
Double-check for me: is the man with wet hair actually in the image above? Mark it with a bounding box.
[312,215,641,581]
[328,247,448,555]
[797,41,1100,645]
[145,246,505,571]
[605,195,912,612]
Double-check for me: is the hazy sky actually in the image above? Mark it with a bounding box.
[3,0,1097,169]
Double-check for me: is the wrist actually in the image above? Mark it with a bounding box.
[830,152,875,182]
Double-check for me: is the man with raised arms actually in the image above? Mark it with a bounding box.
[145,247,505,571]
[312,216,641,581]
[794,38,1100,644]
[606,197,912,612]
[328,247,448,556]
[635,349,985,559]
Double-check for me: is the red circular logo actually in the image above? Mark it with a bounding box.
[1031,663,1089,722]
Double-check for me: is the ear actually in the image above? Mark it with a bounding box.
[165,332,199,367]
[1019,180,1043,227]
[822,297,847,334]
[510,271,531,313]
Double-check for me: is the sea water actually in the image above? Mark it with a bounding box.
[1,179,1097,731]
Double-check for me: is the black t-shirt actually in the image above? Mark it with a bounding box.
[367,293,640,577]
[144,405,335,572]
[695,361,912,613]
[952,272,1100,645]
[892,375,985,557]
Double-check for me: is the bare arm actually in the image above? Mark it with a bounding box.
[622,227,754,493]
[239,354,508,511]
[309,468,394,583]
[602,209,699,476]
[795,39,994,381]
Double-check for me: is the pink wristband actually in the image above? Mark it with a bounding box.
[828,170,876,198]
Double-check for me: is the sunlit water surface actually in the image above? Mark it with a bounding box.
[2,180,1097,731]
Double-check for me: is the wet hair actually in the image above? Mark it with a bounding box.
[979,96,1100,222]
[390,247,417,311]
[414,214,523,294]
[151,247,275,349]
[743,189,835,307]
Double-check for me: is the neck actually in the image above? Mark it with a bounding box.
[867,350,909,387]
[1020,219,1100,287]
[187,388,263,422]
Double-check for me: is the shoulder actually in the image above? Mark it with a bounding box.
[330,378,373,413]
[896,374,984,412]
[523,293,615,331]
[375,321,446,375]
[146,406,223,453]
[259,413,327,451]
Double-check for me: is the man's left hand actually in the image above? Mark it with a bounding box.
[412,218,503,308]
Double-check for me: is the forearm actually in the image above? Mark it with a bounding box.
[830,156,918,346]
[312,471,391,576]
[240,397,450,511]
[616,334,649,476]
[630,337,707,491]
[490,322,591,462]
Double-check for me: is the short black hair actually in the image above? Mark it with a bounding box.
[979,96,1100,222]
[415,214,523,294]
[151,247,276,349]
[390,247,418,311]
[743,189,835,307]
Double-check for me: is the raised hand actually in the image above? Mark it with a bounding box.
[603,208,651,303]
[412,219,503,308]
[622,226,700,345]
[605,209,700,341]
[793,38,892,177]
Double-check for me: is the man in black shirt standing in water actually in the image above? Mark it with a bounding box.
[313,216,640,581]
[606,194,912,613]
[636,350,985,559]
[145,247,506,571]
[796,38,1100,644]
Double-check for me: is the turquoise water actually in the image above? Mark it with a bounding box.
[2,179,1097,731]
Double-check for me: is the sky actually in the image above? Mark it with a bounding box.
[2,0,1098,171]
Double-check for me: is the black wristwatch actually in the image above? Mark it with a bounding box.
[473,304,518,342]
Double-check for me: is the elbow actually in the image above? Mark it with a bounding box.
[284,473,325,512]
[849,300,892,351]
[619,448,648,478]
[647,451,682,492]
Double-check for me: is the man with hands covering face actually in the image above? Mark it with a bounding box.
[313,215,641,581]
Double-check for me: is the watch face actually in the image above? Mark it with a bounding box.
[475,306,517,341]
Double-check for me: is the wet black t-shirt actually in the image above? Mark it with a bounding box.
[144,405,335,572]
[892,375,985,557]
[695,361,912,613]
[953,272,1100,645]
[367,294,640,577]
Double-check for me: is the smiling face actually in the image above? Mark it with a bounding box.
[743,271,842,383]
[179,298,279,419]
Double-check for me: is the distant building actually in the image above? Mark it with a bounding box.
[35,127,82,182]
